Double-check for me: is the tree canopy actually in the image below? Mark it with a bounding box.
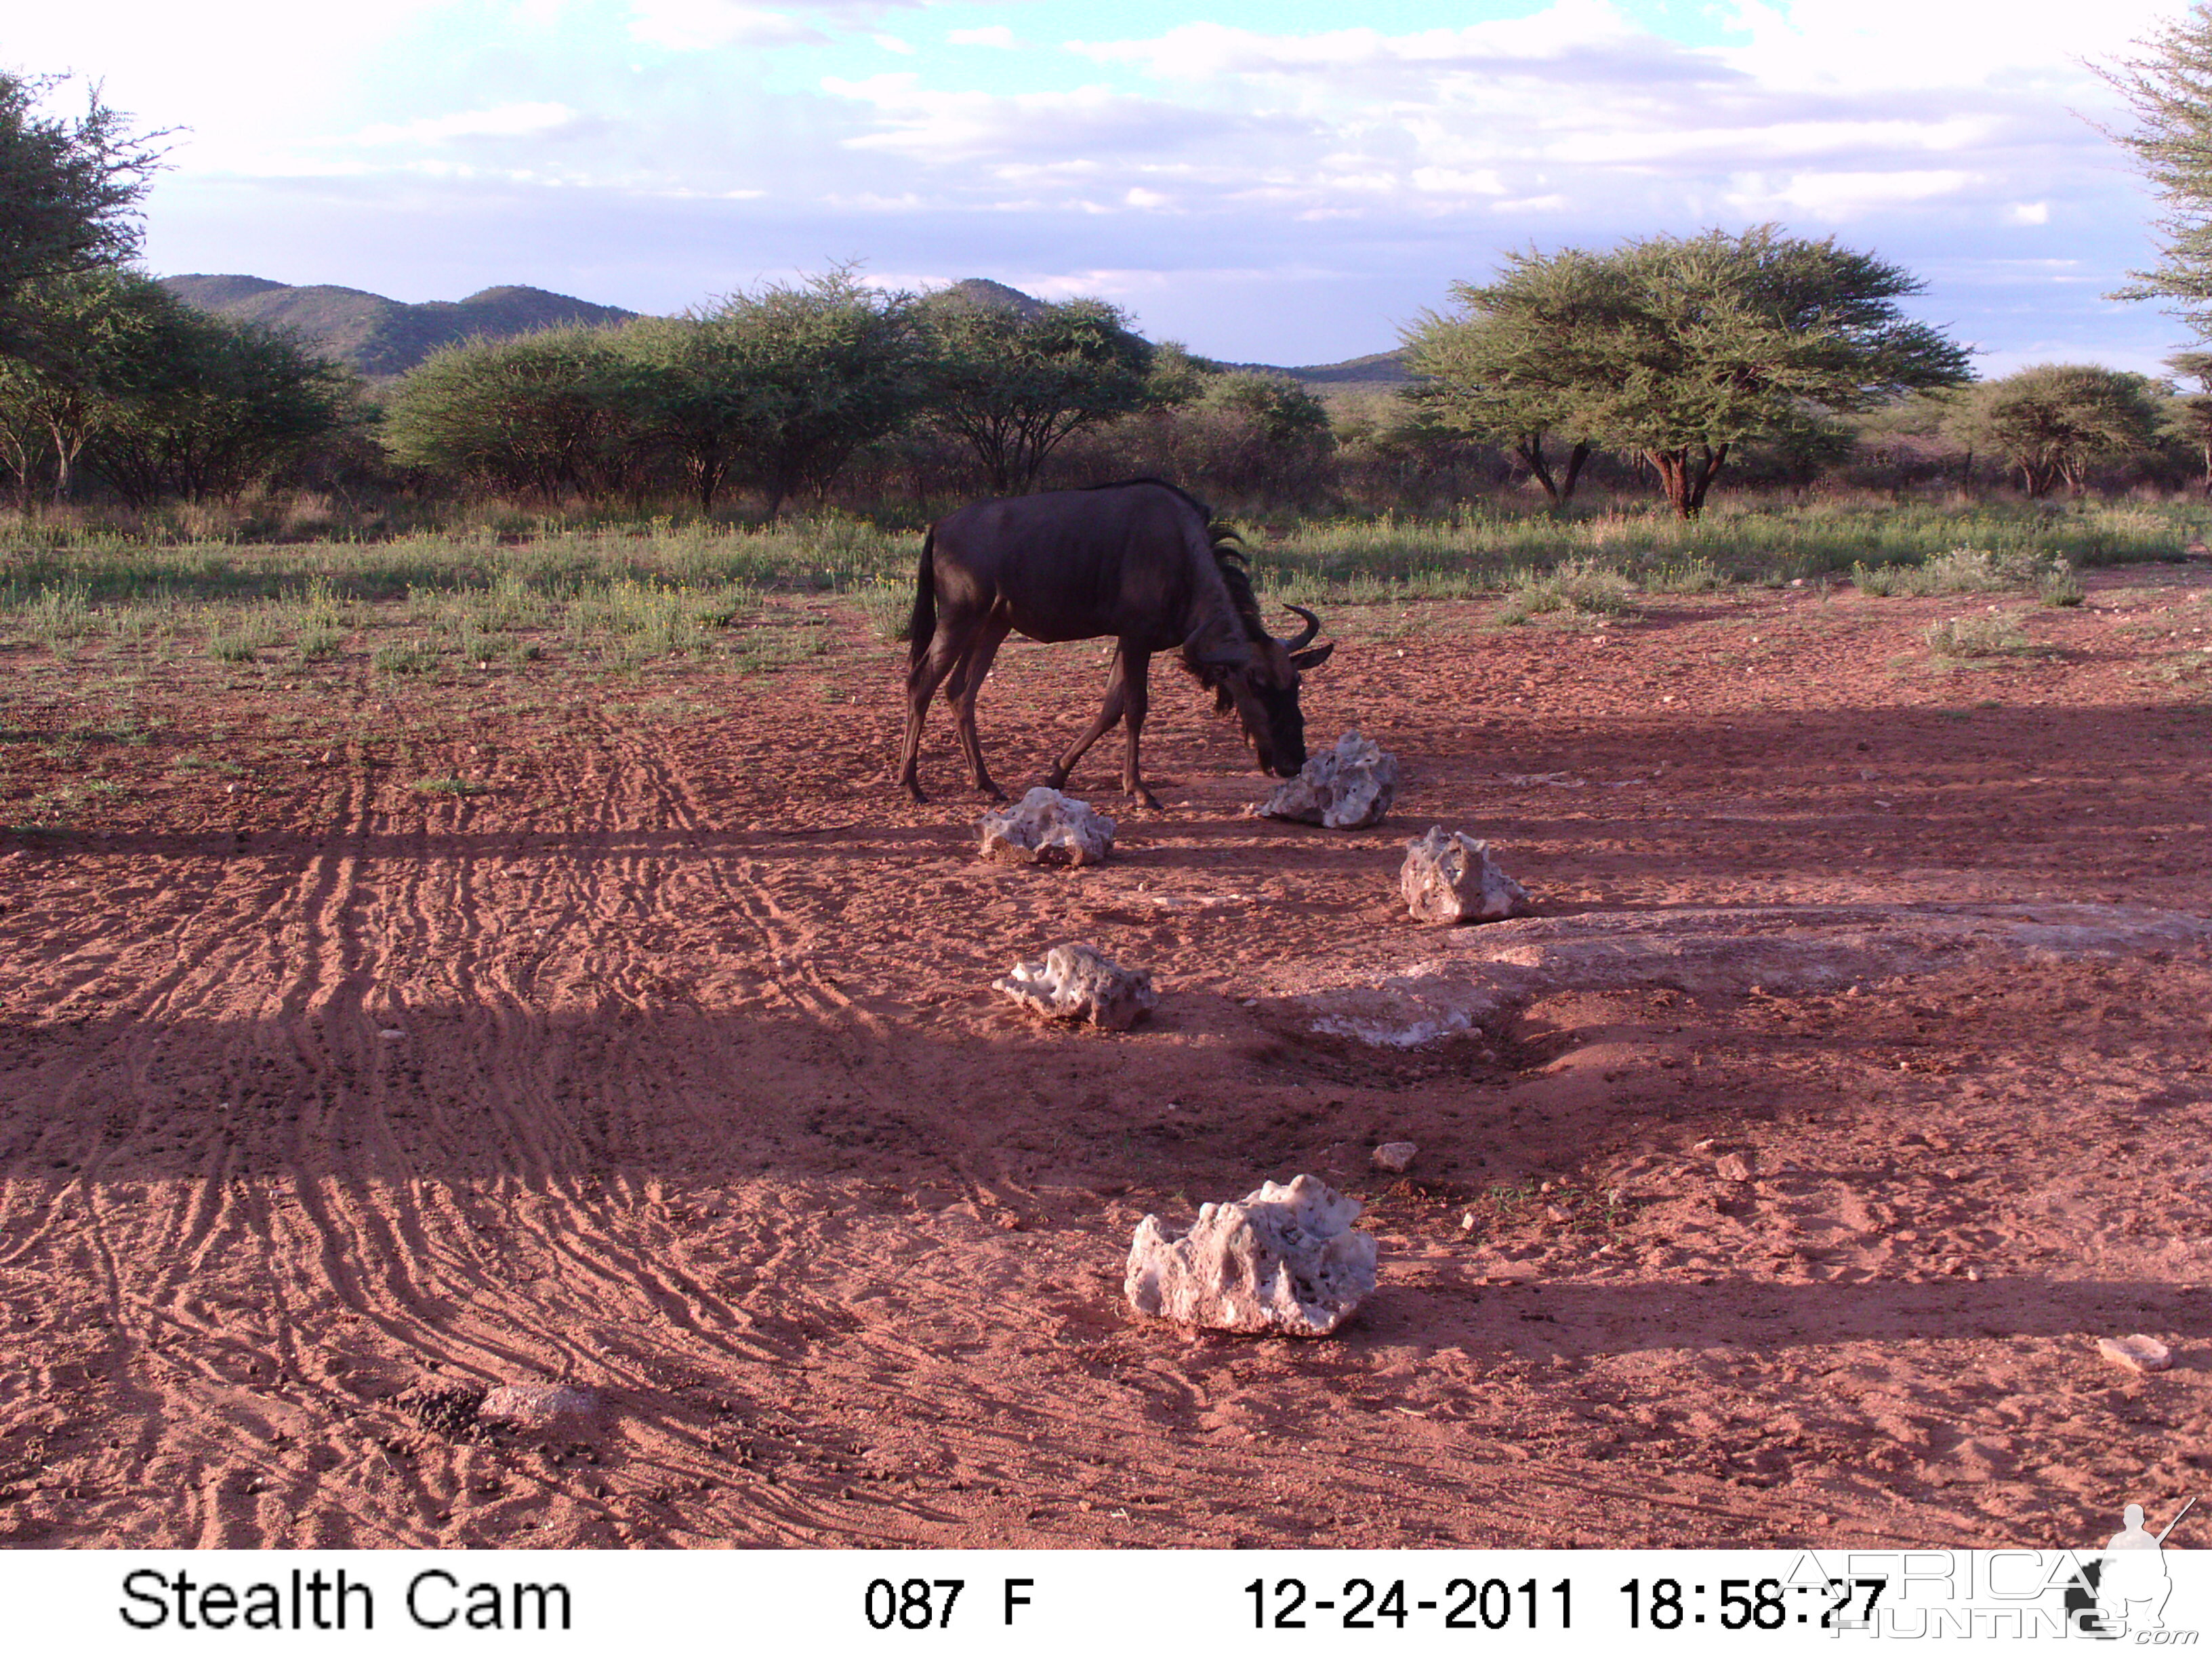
[0,73,167,368]
[1404,227,1972,516]
[2097,6,2212,342]
[1402,247,1614,509]
[918,293,1157,492]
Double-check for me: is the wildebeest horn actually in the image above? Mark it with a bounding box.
[1280,605,1322,651]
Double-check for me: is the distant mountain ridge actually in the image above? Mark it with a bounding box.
[157,275,637,378]
[158,272,1404,386]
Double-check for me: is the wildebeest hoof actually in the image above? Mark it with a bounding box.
[1130,787,1162,810]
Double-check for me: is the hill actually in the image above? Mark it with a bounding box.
[157,276,637,378]
[1222,349,1410,388]
[159,271,1406,387]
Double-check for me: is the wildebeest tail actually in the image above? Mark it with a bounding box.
[901,528,937,668]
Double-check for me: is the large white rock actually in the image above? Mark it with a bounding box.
[995,941,1157,1031]
[1256,731,1399,830]
[1125,1173,1378,1337]
[1401,827,1533,924]
[980,787,1115,867]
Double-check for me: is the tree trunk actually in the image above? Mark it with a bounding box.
[1645,443,1728,519]
[1514,436,1590,511]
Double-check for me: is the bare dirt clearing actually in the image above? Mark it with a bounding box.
[3,565,2210,1549]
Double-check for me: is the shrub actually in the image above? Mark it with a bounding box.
[1495,558,1635,623]
[1924,611,2031,657]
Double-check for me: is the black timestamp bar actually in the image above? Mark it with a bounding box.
[1248,1576,1571,1630]
[1620,1577,1887,1631]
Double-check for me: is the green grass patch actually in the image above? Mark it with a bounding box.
[372,640,442,676]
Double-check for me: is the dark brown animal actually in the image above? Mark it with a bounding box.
[895,479,1333,807]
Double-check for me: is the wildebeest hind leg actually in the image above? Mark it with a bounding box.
[896,613,985,801]
[945,610,1013,800]
[1046,647,1131,793]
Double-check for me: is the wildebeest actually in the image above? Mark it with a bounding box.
[895,479,1333,807]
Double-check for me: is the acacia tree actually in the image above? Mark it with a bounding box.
[683,272,927,516]
[1401,248,1614,510]
[0,73,167,370]
[1941,365,2167,497]
[920,293,1156,492]
[1408,228,1971,518]
[2167,349,2212,493]
[380,327,641,502]
[86,297,354,504]
[2097,7,2212,342]
[0,268,169,508]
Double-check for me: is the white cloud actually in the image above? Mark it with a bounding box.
[1725,167,1975,219]
[948,26,1020,49]
[821,74,1240,167]
[1715,0,2176,91]
[872,33,916,54]
[1071,1,1647,81]
[350,102,583,146]
[626,0,823,49]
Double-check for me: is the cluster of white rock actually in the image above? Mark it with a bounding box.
[971,743,1540,1343]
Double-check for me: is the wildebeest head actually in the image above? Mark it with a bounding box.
[1192,605,1334,778]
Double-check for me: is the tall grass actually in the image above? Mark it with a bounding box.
[1244,499,2187,602]
[0,499,2194,671]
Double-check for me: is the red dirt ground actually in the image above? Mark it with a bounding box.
[2,563,2210,1550]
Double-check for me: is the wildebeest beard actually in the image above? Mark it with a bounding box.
[1193,660,1308,778]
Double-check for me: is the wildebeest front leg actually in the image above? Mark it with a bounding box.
[1118,650,1160,808]
[1046,644,1131,794]
[945,609,1014,800]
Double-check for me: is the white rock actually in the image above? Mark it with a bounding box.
[478,1382,598,1428]
[995,942,1156,1031]
[1372,1141,1418,1173]
[1256,731,1399,830]
[979,787,1114,867]
[1715,1151,1755,1183]
[2099,1334,2174,1374]
[1401,827,1532,924]
[1126,1174,1378,1337]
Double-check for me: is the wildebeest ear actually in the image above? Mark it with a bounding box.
[1290,642,1335,671]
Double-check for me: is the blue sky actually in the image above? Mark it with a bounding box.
[7,0,2194,371]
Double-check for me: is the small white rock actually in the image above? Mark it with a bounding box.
[1372,1141,1418,1174]
[378,1028,406,1041]
[1715,1152,1755,1183]
[2099,1334,2174,1374]
[479,1382,600,1429]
